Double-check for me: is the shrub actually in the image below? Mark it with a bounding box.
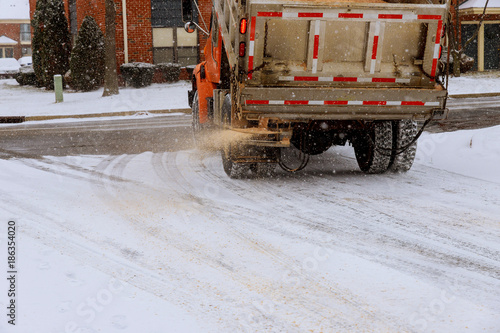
[15,66,38,86]
[31,0,72,89]
[70,16,105,91]
[156,63,181,82]
[120,62,155,88]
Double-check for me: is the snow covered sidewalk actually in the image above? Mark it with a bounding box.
[0,79,191,119]
[0,71,499,120]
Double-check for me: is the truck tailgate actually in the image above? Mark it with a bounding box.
[246,0,448,89]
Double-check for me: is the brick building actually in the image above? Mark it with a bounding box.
[28,0,212,68]
[0,1,32,59]
[458,0,500,71]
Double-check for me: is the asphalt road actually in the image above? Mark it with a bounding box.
[0,115,194,158]
[0,96,499,158]
[427,96,500,132]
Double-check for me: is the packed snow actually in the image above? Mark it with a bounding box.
[0,75,499,332]
[0,79,191,117]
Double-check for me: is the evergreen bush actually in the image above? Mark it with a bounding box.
[156,63,181,82]
[70,16,105,91]
[120,62,155,88]
[32,0,72,90]
[15,66,38,86]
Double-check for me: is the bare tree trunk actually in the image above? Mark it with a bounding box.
[103,0,119,97]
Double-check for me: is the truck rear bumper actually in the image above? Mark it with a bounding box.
[241,87,448,120]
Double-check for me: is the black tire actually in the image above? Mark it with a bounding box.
[389,120,418,173]
[220,94,250,178]
[353,121,393,174]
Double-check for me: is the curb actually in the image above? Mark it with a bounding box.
[449,92,500,99]
[18,108,192,123]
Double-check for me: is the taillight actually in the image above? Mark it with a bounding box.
[240,18,248,34]
[239,42,246,57]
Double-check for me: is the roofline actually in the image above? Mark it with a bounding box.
[0,19,30,24]
[459,7,500,15]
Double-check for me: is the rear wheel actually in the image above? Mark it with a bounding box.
[220,94,250,178]
[353,121,393,174]
[389,120,418,173]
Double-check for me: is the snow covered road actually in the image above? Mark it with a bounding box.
[0,124,499,332]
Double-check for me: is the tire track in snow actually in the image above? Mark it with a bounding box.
[182,149,500,315]
[152,149,410,332]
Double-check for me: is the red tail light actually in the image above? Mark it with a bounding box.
[239,42,246,57]
[240,18,248,34]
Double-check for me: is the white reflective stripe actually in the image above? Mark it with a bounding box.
[374,20,381,35]
[363,13,378,20]
[348,101,363,105]
[309,100,324,105]
[314,19,321,35]
[312,59,318,73]
[279,76,295,81]
[404,14,418,21]
[386,101,401,106]
[370,59,376,74]
[433,44,441,58]
[396,78,411,83]
[358,78,372,83]
[269,100,285,105]
[282,12,297,18]
[249,41,255,56]
[425,102,440,106]
[318,77,334,81]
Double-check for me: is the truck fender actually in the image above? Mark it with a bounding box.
[192,62,216,125]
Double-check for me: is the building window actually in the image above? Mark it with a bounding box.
[0,47,14,58]
[153,27,198,65]
[20,24,31,42]
[151,0,198,66]
[22,47,32,56]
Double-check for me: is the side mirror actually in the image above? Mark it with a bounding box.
[181,0,193,22]
[184,22,196,33]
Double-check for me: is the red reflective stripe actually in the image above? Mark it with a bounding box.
[435,20,443,44]
[418,15,441,20]
[258,12,282,17]
[372,36,379,60]
[294,76,319,81]
[250,17,256,40]
[402,101,425,106]
[430,59,438,78]
[378,14,403,19]
[363,101,387,106]
[313,35,320,59]
[339,13,363,18]
[285,100,309,105]
[372,78,396,83]
[334,77,357,82]
[298,12,323,18]
[248,17,256,80]
[324,101,349,105]
[246,100,269,105]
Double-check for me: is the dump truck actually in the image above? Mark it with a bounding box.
[182,0,450,178]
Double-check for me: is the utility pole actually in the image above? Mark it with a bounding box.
[103,0,119,97]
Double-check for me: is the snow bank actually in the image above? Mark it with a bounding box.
[448,72,500,95]
[416,125,500,183]
[0,79,191,117]
[0,59,20,74]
